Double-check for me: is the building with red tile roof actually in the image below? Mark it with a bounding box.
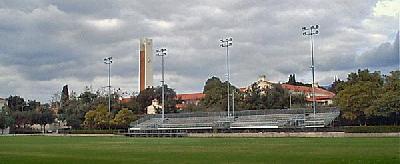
[176,93,206,101]
[175,93,205,110]
[281,84,335,105]
[119,97,134,104]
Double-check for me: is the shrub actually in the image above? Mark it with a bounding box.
[344,126,400,133]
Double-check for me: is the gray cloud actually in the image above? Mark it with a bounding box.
[356,32,399,67]
[0,0,398,102]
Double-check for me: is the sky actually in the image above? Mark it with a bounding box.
[0,0,399,102]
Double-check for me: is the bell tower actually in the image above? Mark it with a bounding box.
[139,38,153,91]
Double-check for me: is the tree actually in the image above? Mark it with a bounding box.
[94,106,111,129]
[264,84,289,109]
[11,111,23,128]
[287,74,296,85]
[37,104,55,133]
[120,97,140,114]
[50,92,61,109]
[243,83,266,110]
[61,85,69,107]
[11,110,33,129]
[203,77,225,93]
[368,71,400,125]
[61,88,102,129]
[181,104,205,112]
[335,82,381,125]
[83,104,111,129]
[59,85,69,116]
[65,114,82,129]
[6,96,26,112]
[201,77,224,110]
[83,110,96,129]
[154,85,177,114]
[63,99,88,129]
[137,86,178,114]
[329,78,345,94]
[0,106,14,134]
[285,74,311,87]
[201,77,230,111]
[243,83,294,110]
[136,88,157,114]
[200,76,246,111]
[111,109,136,129]
[334,69,384,125]
[26,100,40,111]
[79,89,98,105]
[289,93,307,108]
[347,69,383,85]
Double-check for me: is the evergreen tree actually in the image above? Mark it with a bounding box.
[60,85,69,110]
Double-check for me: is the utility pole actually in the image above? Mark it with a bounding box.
[156,48,167,122]
[289,92,292,109]
[302,25,319,117]
[220,37,233,118]
[232,89,235,118]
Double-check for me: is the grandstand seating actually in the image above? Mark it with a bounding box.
[129,108,340,131]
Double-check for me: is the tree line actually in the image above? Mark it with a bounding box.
[183,76,306,112]
[0,84,178,132]
[2,69,397,132]
[58,85,177,130]
[0,97,54,134]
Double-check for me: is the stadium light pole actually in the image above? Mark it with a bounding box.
[220,37,233,118]
[104,57,113,113]
[302,25,319,118]
[397,12,400,71]
[156,48,167,122]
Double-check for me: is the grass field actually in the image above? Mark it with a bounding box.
[0,136,399,164]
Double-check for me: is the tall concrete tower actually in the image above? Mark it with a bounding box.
[139,38,153,91]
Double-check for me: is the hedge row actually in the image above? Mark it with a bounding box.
[59,129,119,134]
[343,126,400,133]
[10,128,42,134]
[17,127,398,134]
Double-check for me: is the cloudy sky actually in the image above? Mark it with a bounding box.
[0,0,399,102]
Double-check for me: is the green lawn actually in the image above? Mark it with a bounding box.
[0,136,399,164]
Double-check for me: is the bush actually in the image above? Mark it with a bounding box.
[59,129,119,134]
[344,126,400,133]
[71,129,118,134]
[11,128,42,134]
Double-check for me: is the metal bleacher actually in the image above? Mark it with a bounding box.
[128,108,340,132]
